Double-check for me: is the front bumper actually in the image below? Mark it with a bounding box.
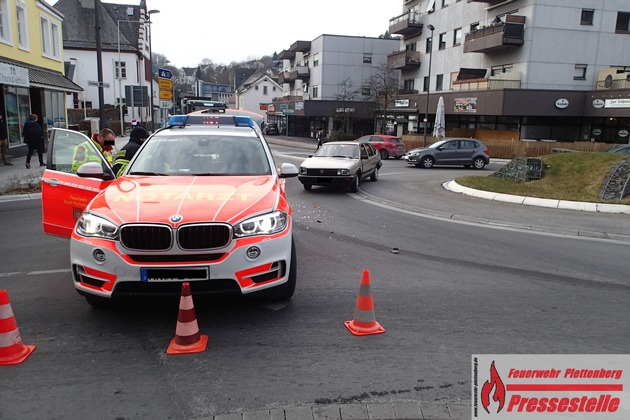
[298,175,354,187]
[70,225,293,299]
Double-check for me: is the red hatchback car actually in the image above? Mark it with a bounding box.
[356,135,406,159]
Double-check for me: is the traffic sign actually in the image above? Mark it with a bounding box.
[158,68,173,79]
[159,79,173,90]
[160,100,173,109]
[159,90,173,100]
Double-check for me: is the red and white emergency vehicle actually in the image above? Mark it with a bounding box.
[41,115,299,305]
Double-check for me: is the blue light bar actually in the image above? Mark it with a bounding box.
[233,116,254,127]
[167,115,188,126]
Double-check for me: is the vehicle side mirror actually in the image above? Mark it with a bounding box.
[278,163,298,178]
[77,162,115,181]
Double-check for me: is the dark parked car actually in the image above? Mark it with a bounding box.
[607,145,630,154]
[404,138,490,169]
[264,123,279,135]
[356,134,406,160]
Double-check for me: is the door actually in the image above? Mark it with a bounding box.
[456,139,477,164]
[434,139,460,164]
[41,129,115,238]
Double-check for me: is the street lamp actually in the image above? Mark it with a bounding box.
[147,9,160,131]
[117,18,144,136]
[423,24,435,147]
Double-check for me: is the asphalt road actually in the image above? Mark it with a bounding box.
[1,143,629,420]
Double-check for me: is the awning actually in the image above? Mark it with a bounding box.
[0,59,83,92]
[457,68,487,81]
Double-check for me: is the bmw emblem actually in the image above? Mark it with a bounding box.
[170,215,183,223]
[320,169,324,174]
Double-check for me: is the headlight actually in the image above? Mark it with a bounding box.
[76,213,119,239]
[337,169,350,175]
[299,167,307,174]
[233,211,288,238]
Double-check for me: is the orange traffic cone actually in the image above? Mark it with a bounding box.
[166,282,208,355]
[344,270,385,336]
[0,290,35,366]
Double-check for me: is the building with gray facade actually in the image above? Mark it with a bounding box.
[388,0,630,144]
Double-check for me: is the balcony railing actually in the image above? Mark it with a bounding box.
[464,16,525,53]
[278,71,296,84]
[388,50,421,69]
[397,88,419,95]
[389,10,423,36]
[452,78,521,91]
[596,78,630,90]
[294,66,310,80]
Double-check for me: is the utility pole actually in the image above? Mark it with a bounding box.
[94,0,106,131]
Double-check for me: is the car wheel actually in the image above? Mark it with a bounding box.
[370,167,378,182]
[349,174,360,192]
[264,239,297,300]
[379,149,389,159]
[472,157,486,170]
[303,184,312,191]
[420,156,435,168]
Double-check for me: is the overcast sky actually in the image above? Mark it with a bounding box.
[47,0,403,68]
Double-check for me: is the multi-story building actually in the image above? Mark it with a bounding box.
[270,35,399,138]
[388,0,630,144]
[53,0,160,130]
[0,0,81,150]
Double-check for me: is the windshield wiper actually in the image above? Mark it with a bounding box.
[127,171,167,176]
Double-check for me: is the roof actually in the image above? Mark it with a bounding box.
[0,59,83,92]
[53,0,144,53]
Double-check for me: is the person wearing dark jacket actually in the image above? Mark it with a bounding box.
[112,126,150,177]
[0,114,12,166]
[23,114,44,168]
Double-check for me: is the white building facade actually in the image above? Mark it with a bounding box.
[387,0,630,143]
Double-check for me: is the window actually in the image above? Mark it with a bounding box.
[403,79,415,91]
[263,86,268,95]
[313,53,319,67]
[406,42,416,52]
[0,0,12,43]
[423,76,429,92]
[439,33,446,50]
[313,86,318,98]
[16,2,28,49]
[442,0,448,7]
[41,17,50,56]
[453,28,462,46]
[361,85,371,96]
[580,9,594,26]
[272,86,276,92]
[255,86,259,91]
[115,61,126,79]
[425,36,432,53]
[573,64,587,80]
[363,54,372,64]
[491,64,513,76]
[40,16,61,59]
[436,74,443,91]
[51,22,60,58]
[470,22,480,32]
[615,12,630,33]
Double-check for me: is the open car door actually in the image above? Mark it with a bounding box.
[41,129,115,238]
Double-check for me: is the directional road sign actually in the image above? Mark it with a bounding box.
[158,68,173,79]
[159,79,173,90]
[159,90,173,100]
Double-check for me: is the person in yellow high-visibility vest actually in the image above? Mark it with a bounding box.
[72,128,116,172]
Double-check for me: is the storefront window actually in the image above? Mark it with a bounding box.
[3,85,31,147]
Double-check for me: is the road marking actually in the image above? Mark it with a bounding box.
[28,269,72,275]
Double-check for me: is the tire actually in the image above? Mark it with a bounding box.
[472,157,486,170]
[349,174,360,192]
[303,184,312,191]
[370,167,378,182]
[379,149,389,159]
[265,239,297,300]
[420,156,435,168]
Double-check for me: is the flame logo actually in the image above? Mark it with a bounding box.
[481,361,506,414]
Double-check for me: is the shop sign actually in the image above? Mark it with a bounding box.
[267,104,275,112]
[592,129,602,136]
[619,130,629,138]
[336,108,355,113]
[395,99,410,107]
[295,102,304,111]
[555,98,569,109]
[605,98,630,108]
[0,63,29,87]
[592,99,605,109]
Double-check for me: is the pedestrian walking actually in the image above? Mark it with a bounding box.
[112,126,150,177]
[316,128,325,150]
[0,114,12,166]
[23,114,45,168]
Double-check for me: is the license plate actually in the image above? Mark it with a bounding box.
[140,267,209,282]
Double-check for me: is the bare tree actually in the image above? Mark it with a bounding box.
[366,63,401,134]
[335,78,360,135]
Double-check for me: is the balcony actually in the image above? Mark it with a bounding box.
[388,50,421,69]
[389,10,423,37]
[452,78,521,91]
[294,66,310,80]
[290,41,311,53]
[277,50,295,60]
[397,88,419,95]
[278,71,296,84]
[467,0,506,4]
[463,16,525,53]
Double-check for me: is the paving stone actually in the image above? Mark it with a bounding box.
[312,404,341,420]
[366,402,396,419]
[339,403,368,419]
[392,402,422,419]
[285,405,315,420]
[419,402,450,420]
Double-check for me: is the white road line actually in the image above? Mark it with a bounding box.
[27,269,72,275]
